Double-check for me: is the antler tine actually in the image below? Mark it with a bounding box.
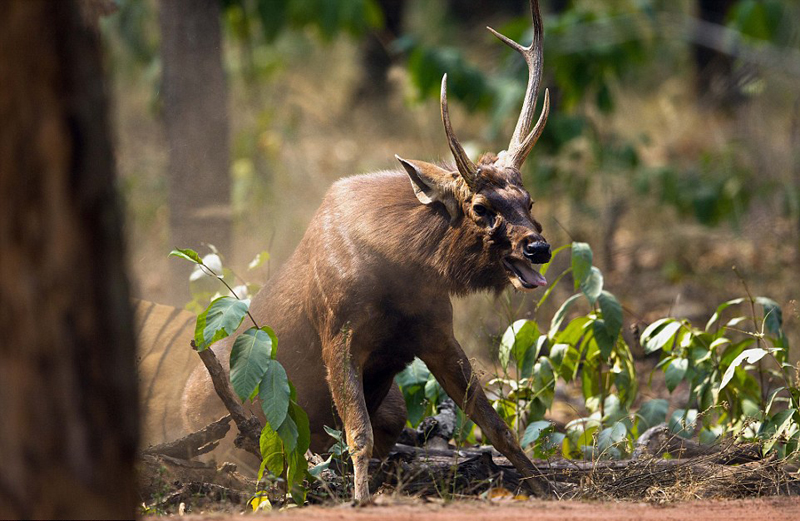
[488,0,547,170]
[515,88,550,165]
[440,74,479,191]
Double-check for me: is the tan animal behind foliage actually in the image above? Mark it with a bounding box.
[135,302,257,471]
[183,0,553,500]
[134,299,199,446]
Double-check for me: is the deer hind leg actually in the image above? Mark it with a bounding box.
[370,382,407,458]
[323,332,373,502]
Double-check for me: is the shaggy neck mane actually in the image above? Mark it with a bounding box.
[382,172,508,296]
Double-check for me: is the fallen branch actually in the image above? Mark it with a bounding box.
[145,482,246,512]
[356,443,800,500]
[138,453,256,503]
[142,415,232,460]
[192,341,262,458]
[632,424,762,464]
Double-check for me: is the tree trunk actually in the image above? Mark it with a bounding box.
[160,0,231,302]
[694,0,740,106]
[355,0,405,100]
[0,1,139,518]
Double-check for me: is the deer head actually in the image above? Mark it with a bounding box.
[397,0,551,292]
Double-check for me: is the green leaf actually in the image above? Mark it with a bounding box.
[521,420,553,447]
[195,296,249,350]
[395,358,431,388]
[259,423,284,478]
[277,414,298,453]
[699,426,723,445]
[549,294,582,336]
[532,366,555,409]
[669,408,698,438]
[169,247,203,264]
[580,266,603,305]
[592,319,613,360]
[287,448,308,505]
[323,424,343,442]
[571,242,593,290]
[499,319,540,372]
[725,316,747,328]
[637,399,668,432]
[309,455,332,479]
[600,394,626,424]
[756,297,784,337]
[547,341,567,367]
[765,387,787,416]
[554,316,591,347]
[720,348,773,390]
[705,297,745,331]
[598,421,627,453]
[290,401,311,456]
[424,377,444,404]
[709,337,731,350]
[403,387,426,427]
[230,327,274,401]
[642,320,682,354]
[598,291,622,342]
[259,360,291,430]
[640,318,673,341]
[762,408,797,453]
[551,343,580,382]
[665,358,688,392]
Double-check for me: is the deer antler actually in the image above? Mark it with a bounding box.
[489,0,550,171]
[440,74,479,191]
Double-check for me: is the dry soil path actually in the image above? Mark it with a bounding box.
[181,497,800,521]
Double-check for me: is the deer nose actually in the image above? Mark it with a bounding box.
[523,240,551,264]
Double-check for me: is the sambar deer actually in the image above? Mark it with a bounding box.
[183,0,553,500]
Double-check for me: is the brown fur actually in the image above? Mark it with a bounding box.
[182,157,551,499]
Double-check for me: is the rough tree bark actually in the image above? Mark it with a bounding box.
[160,0,231,302]
[0,1,139,518]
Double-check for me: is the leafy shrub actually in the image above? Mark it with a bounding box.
[395,241,799,461]
[170,248,311,506]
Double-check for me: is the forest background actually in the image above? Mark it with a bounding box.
[109,0,800,364]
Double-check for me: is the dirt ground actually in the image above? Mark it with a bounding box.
[178,497,800,521]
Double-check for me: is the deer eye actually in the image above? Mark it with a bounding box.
[474,204,489,217]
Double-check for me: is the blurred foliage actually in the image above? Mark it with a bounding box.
[222,0,384,42]
[635,148,758,228]
[727,0,787,45]
[104,0,800,235]
[402,0,799,229]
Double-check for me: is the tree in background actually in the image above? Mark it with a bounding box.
[694,0,738,105]
[355,0,405,99]
[161,0,231,302]
[0,0,139,517]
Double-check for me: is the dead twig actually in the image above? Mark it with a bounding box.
[192,341,262,458]
[142,415,232,460]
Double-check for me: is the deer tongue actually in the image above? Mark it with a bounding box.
[505,258,547,288]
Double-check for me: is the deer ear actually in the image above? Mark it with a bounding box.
[396,155,460,221]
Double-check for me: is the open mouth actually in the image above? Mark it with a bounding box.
[503,257,547,289]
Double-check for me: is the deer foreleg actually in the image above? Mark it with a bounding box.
[420,339,548,497]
